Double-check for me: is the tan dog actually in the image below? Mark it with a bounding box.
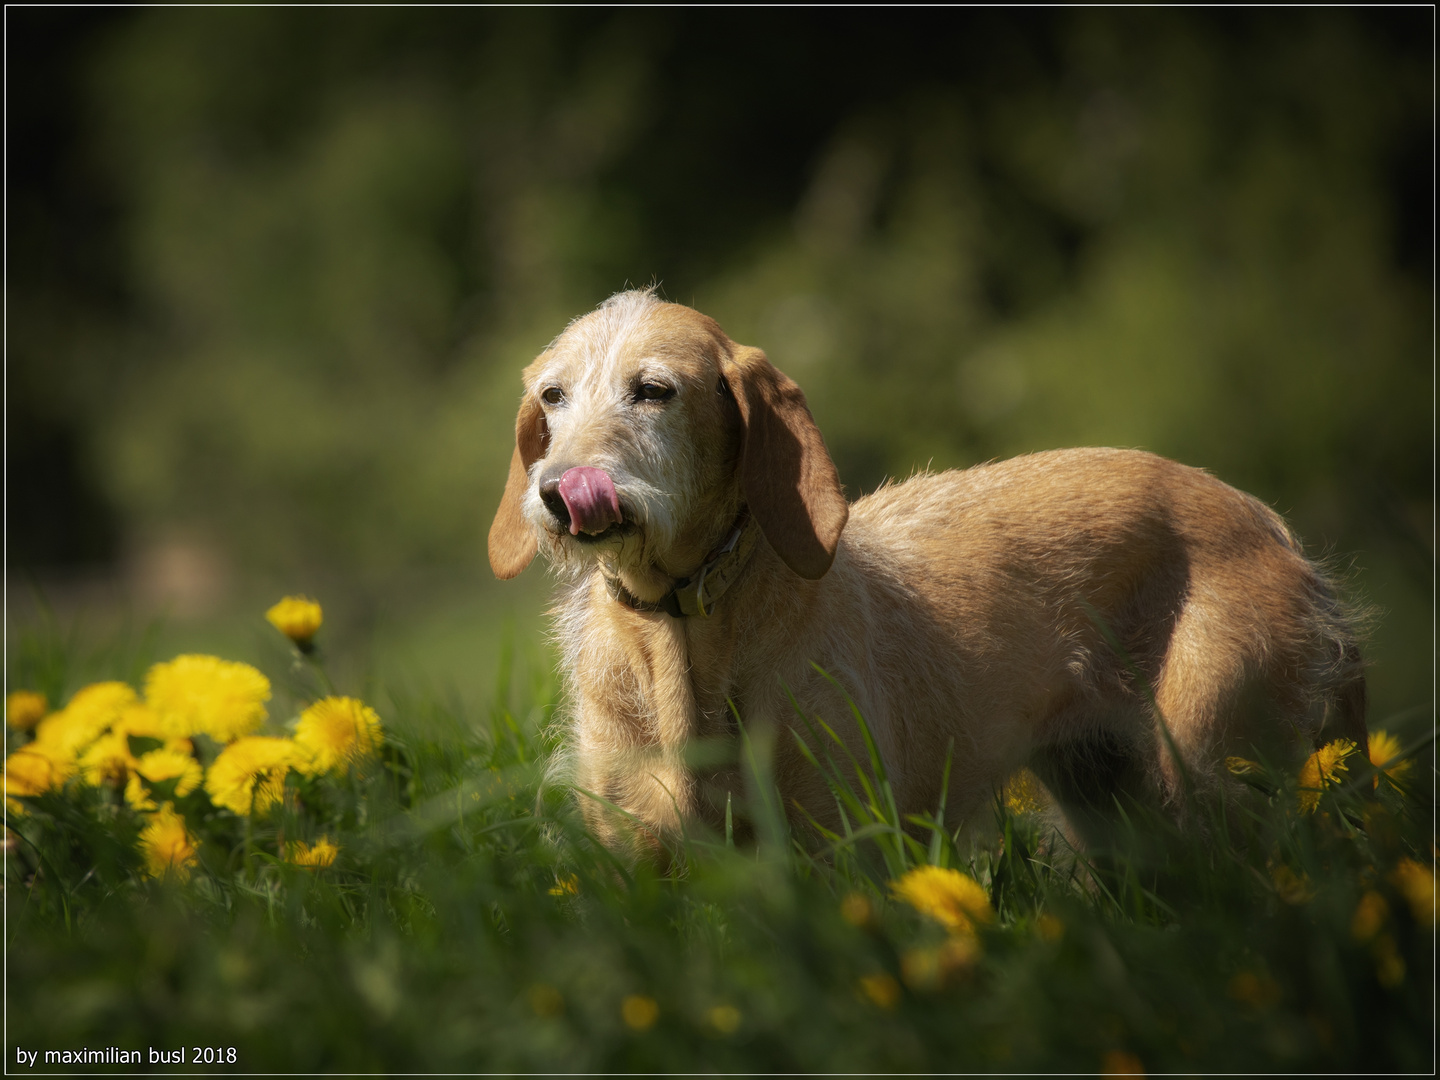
[489,290,1366,857]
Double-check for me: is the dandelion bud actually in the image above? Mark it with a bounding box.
[266,596,323,647]
[621,994,659,1030]
[840,891,875,928]
[6,690,48,731]
[857,973,900,1010]
[706,1004,741,1034]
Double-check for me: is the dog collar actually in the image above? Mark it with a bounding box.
[604,510,759,618]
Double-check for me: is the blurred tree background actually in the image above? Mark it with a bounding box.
[6,8,1432,722]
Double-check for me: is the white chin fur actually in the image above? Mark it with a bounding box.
[526,477,680,581]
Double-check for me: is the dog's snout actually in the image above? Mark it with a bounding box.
[538,474,571,528]
[539,466,625,536]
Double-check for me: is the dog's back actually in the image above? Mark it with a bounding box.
[790,448,1366,837]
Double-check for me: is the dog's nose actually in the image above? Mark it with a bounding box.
[538,474,570,528]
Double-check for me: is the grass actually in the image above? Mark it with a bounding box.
[5,613,1435,1073]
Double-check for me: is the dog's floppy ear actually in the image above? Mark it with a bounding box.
[488,393,549,579]
[723,346,848,579]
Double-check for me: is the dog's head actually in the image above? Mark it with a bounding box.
[488,290,848,588]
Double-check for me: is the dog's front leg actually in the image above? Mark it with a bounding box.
[571,604,701,860]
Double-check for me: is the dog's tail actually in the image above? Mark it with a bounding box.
[1254,494,1370,754]
[1301,560,1370,756]
[1324,638,1369,754]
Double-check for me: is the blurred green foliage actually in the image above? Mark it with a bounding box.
[9,7,1429,563]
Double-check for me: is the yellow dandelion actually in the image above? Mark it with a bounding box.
[1350,890,1389,942]
[1297,738,1356,813]
[621,994,659,1031]
[900,946,942,991]
[4,743,71,813]
[34,682,137,760]
[266,595,323,646]
[1101,1049,1145,1076]
[6,689,48,731]
[138,803,199,881]
[1373,933,1405,987]
[6,746,66,795]
[1002,767,1048,815]
[1269,862,1314,905]
[145,655,270,742]
[205,736,303,815]
[890,864,993,936]
[706,1004,741,1034]
[77,730,138,787]
[938,932,981,973]
[527,983,564,1018]
[293,696,382,775]
[1368,730,1413,788]
[286,836,339,868]
[136,746,203,793]
[548,873,579,896]
[73,703,182,789]
[840,891,875,928]
[1390,858,1434,927]
[123,774,156,813]
[125,746,204,811]
[115,702,169,742]
[858,972,901,1010]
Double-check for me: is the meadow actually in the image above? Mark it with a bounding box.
[5,597,1433,1073]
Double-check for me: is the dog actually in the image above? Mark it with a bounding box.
[488,289,1367,858]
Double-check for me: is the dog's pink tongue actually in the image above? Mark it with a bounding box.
[558,467,623,536]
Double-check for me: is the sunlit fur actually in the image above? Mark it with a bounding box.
[494,292,1368,861]
[519,290,743,597]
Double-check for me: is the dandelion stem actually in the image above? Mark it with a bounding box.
[300,648,337,696]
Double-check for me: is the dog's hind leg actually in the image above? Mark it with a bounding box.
[1028,720,1156,849]
[1148,565,1369,812]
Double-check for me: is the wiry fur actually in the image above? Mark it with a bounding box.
[490,291,1368,859]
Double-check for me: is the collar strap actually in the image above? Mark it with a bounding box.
[605,510,759,618]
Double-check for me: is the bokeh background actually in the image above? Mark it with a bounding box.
[7,8,1432,727]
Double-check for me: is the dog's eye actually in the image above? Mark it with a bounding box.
[541,387,565,406]
[635,382,674,403]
